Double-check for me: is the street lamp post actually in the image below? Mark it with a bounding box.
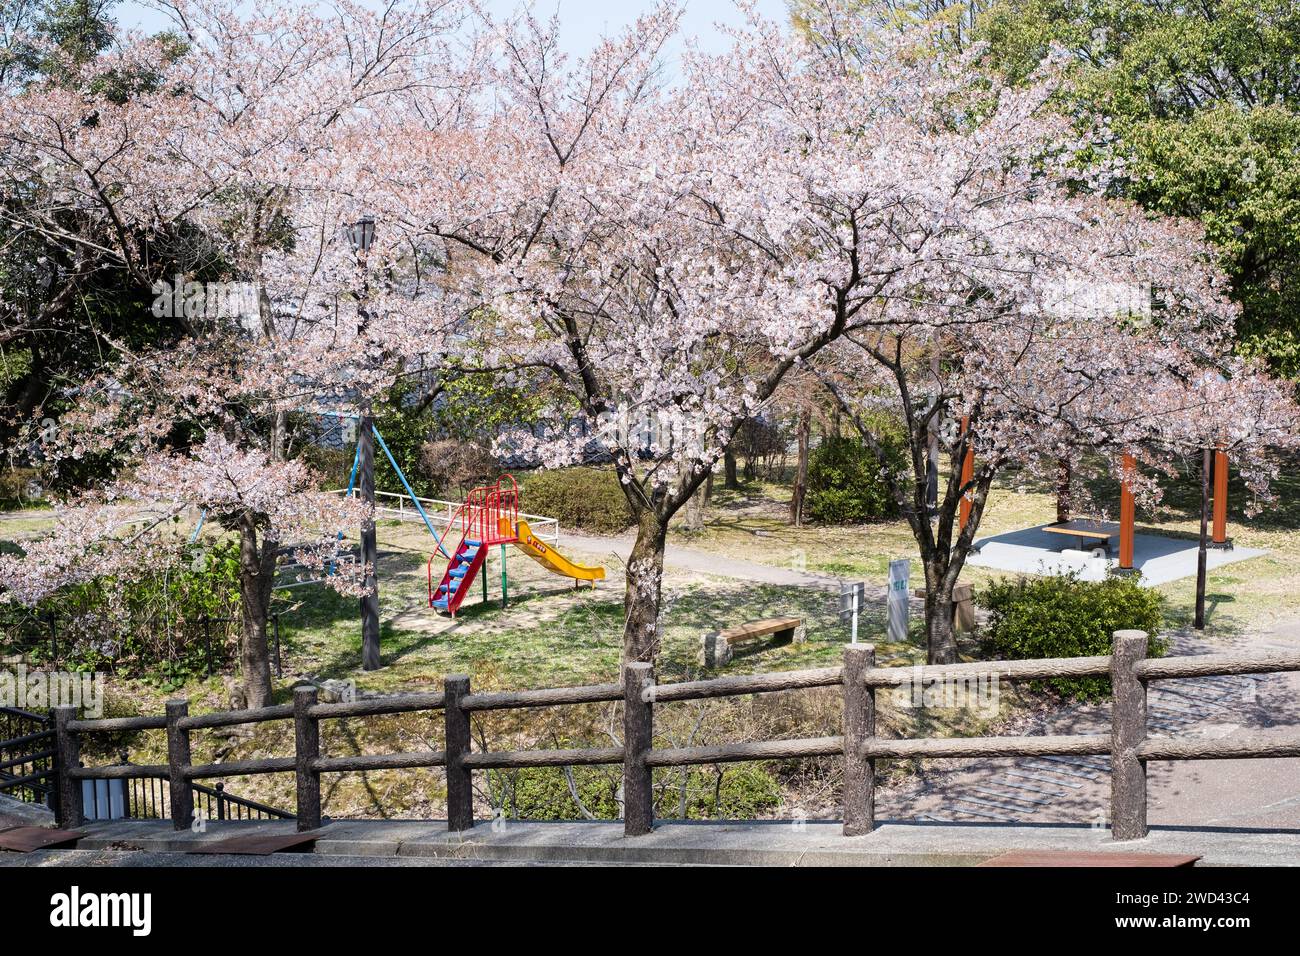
[347,216,382,671]
[1195,446,1210,630]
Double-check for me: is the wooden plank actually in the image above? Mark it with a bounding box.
[293,686,321,833]
[165,699,193,831]
[1135,653,1300,680]
[444,675,473,832]
[186,831,319,855]
[719,617,803,642]
[0,826,85,852]
[651,667,843,702]
[460,683,623,712]
[645,736,843,767]
[979,850,1199,868]
[862,656,1112,686]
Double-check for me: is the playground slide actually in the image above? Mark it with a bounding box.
[503,518,606,583]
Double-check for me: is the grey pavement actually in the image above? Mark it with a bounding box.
[4,818,1298,867]
[563,529,859,591]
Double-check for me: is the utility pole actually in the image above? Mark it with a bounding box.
[348,216,381,670]
[358,408,380,669]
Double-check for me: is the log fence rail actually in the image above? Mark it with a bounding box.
[46,630,1300,841]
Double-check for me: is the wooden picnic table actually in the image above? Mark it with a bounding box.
[1041,519,1121,554]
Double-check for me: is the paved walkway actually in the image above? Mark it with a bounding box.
[563,529,859,592]
[5,819,1297,867]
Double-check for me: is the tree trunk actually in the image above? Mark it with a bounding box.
[623,509,668,664]
[1056,457,1071,523]
[723,447,740,489]
[236,516,276,708]
[923,557,959,665]
[684,484,706,532]
[790,408,810,527]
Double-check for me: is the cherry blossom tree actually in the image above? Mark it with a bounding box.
[401,5,876,662]
[0,0,475,704]
[784,8,1300,663]
[421,2,1296,667]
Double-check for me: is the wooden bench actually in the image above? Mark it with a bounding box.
[701,617,805,667]
[1041,519,1120,556]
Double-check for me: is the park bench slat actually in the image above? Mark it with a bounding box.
[719,617,804,641]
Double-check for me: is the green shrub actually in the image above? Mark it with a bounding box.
[485,763,782,820]
[805,429,905,524]
[0,539,242,683]
[521,467,633,533]
[0,466,46,511]
[977,573,1167,701]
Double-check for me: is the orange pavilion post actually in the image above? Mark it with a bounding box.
[1118,453,1136,571]
[1212,449,1231,547]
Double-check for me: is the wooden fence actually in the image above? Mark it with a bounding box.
[49,631,1300,841]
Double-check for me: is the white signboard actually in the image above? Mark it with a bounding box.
[887,559,910,643]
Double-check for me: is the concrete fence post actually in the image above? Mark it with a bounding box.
[842,644,876,836]
[52,704,81,829]
[165,699,193,831]
[444,674,474,832]
[293,686,321,832]
[623,662,655,837]
[1110,630,1149,840]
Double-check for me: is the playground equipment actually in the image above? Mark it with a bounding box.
[428,475,605,616]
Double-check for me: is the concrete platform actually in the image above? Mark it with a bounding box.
[967,524,1266,586]
[16,818,1297,867]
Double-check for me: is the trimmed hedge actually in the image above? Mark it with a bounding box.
[521,467,633,533]
[805,430,905,524]
[977,573,1166,701]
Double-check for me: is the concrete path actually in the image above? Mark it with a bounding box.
[563,529,857,592]
[5,818,1296,867]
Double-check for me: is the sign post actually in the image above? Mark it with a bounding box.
[887,559,910,643]
[839,582,865,644]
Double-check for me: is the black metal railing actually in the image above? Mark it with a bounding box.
[0,706,56,807]
[81,757,292,822]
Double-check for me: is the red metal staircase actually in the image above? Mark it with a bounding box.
[427,476,520,616]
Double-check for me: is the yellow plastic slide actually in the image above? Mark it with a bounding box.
[500,518,606,583]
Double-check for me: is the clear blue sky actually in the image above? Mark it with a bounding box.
[113,1,792,70]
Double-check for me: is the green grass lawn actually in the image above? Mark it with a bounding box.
[6,453,1299,708]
